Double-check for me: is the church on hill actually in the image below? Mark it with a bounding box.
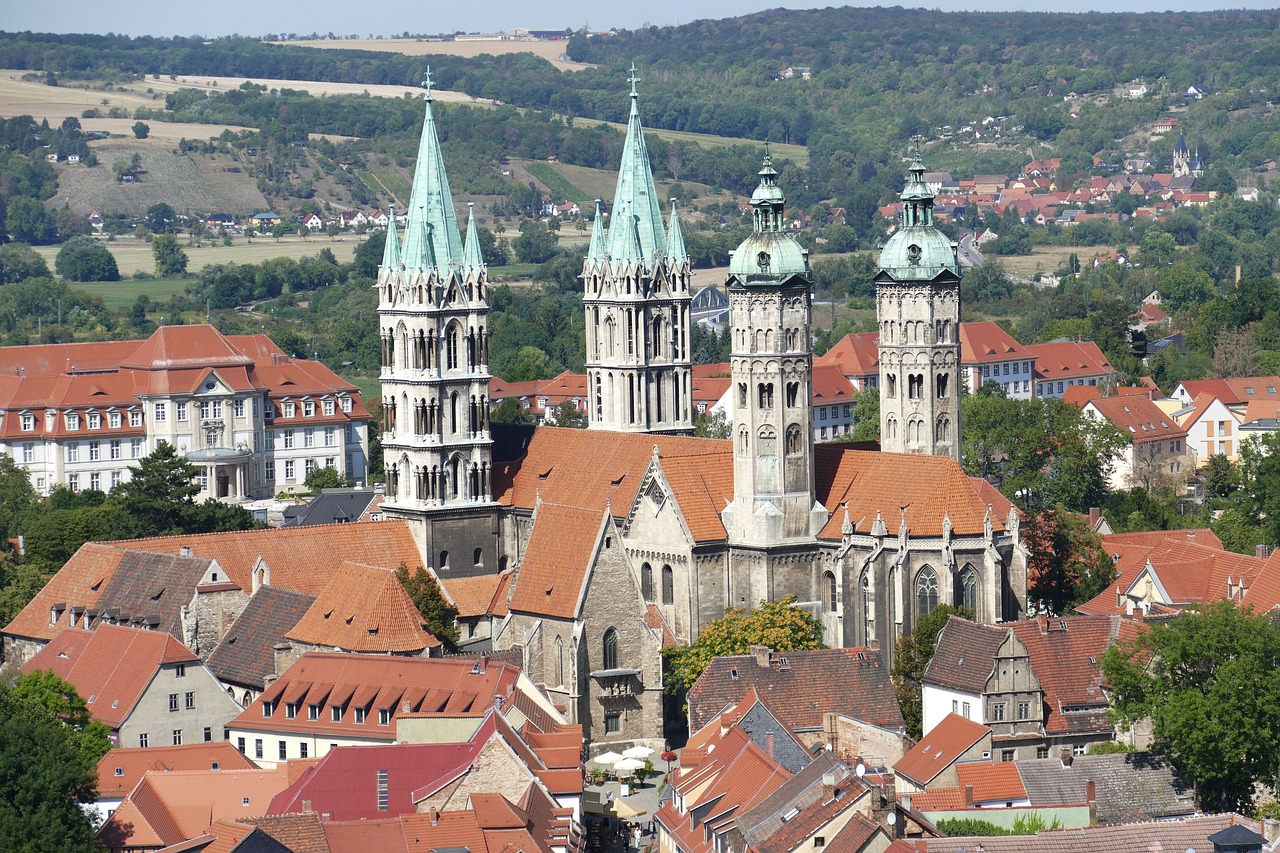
[373,74,1029,751]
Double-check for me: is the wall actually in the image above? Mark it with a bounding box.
[119,661,244,751]
[922,685,982,737]
[917,805,1091,830]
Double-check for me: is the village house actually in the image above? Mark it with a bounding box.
[1082,395,1189,492]
[1031,340,1116,399]
[92,742,254,823]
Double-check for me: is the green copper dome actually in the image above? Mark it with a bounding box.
[728,148,810,284]
[877,155,959,281]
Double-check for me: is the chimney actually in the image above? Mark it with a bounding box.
[1258,545,1269,559]
[1085,778,1096,823]
[180,545,193,557]
[765,731,775,760]
[430,808,439,826]
[272,642,294,679]
[1037,614,1049,635]
[963,784,974,807]
[1088,507,1101,528]
[302,800,313,813]
[751,644,771,668]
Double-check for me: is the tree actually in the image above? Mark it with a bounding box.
[145,203,176,234]
[547,400,587,428]
[1158,262,1214,314]
[891,604,972,739]
[1022,506,1116,614]
[490,397,534,425]
[0,244,51,284]
[1102,601,1280,812]
[110,441,201,536]
[663,595,825,693]
[0,455,39,551]
[1203,454,1238,498]
[131,121,150,139]
[151,233,188,276]
[395,564,460,652]
[5,197,56,245]
[513,219,559,264]
[693,409,731,438]
[304,465,346,491]
[54,236,119,282]
[0,673,108,853]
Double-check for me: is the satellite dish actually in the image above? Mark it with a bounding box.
[887,813,897,826]
[855,763,866,778]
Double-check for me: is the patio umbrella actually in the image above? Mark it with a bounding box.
[622,745,655,759]
[612,799,646,818]
[614,757,646,772]
[592,751,625,765]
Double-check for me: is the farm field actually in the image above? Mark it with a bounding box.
[32,235,362,279]
[571,117,809,166]
[1000,244,1135,281]
[274,38,594,72]
[525,162,591,203]
[69,278,191,310]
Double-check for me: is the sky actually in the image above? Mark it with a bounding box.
[7,0,1279,39]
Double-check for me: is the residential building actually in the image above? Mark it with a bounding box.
[1082,395,1189,492]
[93,742,254,823]
[21,623,242,749]
[893,713,992,794]
[1030,340,1115,398]
[1169,376,1280,407]
[815,331,880,391]
[1174,392,1242,465]
[959,321,1037,399]
[919,813,1264,853]
[0,324,369,500]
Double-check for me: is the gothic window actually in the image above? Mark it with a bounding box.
[758,383,774,409]
[786,424,803,455]
[627,309,635,355]
[473,547,483,568]
[936,374,949,399]
[640,563,654,602]
[786,382,800,408]
[886,374,897,399]
[885,416,898,441]
[823,570,837,613]
[935,415,951,443]
[446,324,459,370]
[439,551,449,570]
[916,567,939,617]
[908,374,923,399]
[957,566,978,614]
[661,565,674,605]
[602,628,618,670]
[861,572,874,646]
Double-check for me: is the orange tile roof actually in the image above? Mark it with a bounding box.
[97,743,255,802]
[287,562,439,652]
[960,321,1035,365]
[4,542,127,642]
[22,624,198,729]
[507,503,607,620]
[441,570,513,618]
[1177,376,1280,405]
[1085,395,1186,444]
[1029,340,1113,382]
[893,713,991,786]
[907,786,967,811]
[1060,384,1151,408]
[814,331,880,377]
[811,364,856,406]
[955,761,1027,802]
[401,810,487,853]
[322,819,408,853]
[98,766,291,850]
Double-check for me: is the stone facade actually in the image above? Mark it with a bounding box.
[118,659,244,750]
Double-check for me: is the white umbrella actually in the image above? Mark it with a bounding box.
[592,751,624,765]
[622,745,655,759]
[614,757,646,772]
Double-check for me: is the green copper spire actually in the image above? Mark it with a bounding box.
[605,65,666,267]
[381,203,401,271]
[462,202,484,268]
[402,68,464,273]
[587,200,606,261]
[728,147,810,283]
[878,150,958,279]
[666,200,687,265]
[613,200,644,264]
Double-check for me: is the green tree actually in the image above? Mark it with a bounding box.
[847,387,880,441]
[548,400,587,428]
[892,604,972,739]
[1022,506,1116,614]
[1158,262,1214,314]
[693,409,731,439]
[1102,600,1280,812]
[144,203,176,234]
[0,455,39,550]
[395,564,460,653]
[513,219,559,264]
[9,670,112,767]
[490,397,534,425]
[1203,454,1238,498]
[0,244,51,284]
[304,465,346,492]
[5,197,56,245]
[54,236,120,282]
[663,595,825,693]
[151,233,188,276]
[110,441,200,536]
[0,673,108,853]
[131,121,150,139]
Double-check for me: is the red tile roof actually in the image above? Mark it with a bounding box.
[815,332,879,377]
[441,571,513,618]
[97,743,255,803]
[22,624,198,729]
[893,713,990,787]
[1084,395,1186,444]
[1060,384,1151,408]
[1176,376,1280,405]
[507,503,608,620]
[959,321,1035,365]
[955,761,1026,803]
[811,364,857,407]
[1029,340,1114,383]
[286,562,440,653]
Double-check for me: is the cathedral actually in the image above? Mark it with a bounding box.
[375,76,1029,751]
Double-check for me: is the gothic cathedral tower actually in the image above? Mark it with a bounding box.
[876,156,962,460]
[377,74,497,563]
[722,150,827,545]
[582,68,693,435]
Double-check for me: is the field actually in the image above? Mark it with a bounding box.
[524,162,592,203]
[511,159,736,209]
[274,38,594,72]
[69,278,191,310]
[572,117,809,166]
[361,169,414,203]
[32,234,362,279]
[1000,244,1135,281]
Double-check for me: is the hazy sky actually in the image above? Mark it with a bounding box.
[7,0,1278,39]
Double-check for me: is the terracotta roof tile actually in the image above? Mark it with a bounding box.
[960,321,1035,364]
[287,562,439,653]
[920,812,1258,853]
[323,819,409,853]
[507,504,607,619]
[815,332,880,377]
[811,364,856,405]
[400,809,487,853]
[923,617,1005,695]
[442,570,513,618]
[955,761,1026,802]
[242,813,332,853]
[738,753,869,853]
[1029,340,1114,382]
[4,542,126,642]
[205,586,316,690]
[22,624,198,729]
[688,647,903,735]
[894,713,990,787]
[1085,395,1186,443]
[97,743,255,803]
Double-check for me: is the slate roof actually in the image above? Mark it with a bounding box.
[922,617,1005,694]
[738,753,868,852]
[22,623,198,730]
[1014,753,1194,823]
[893,713,990,787]
[205,586,316,691]
[97,743,256,803]
[687,688,812,773]
[286,562,440,653]
[282,489,380,526]
[919,812,1256,853]
[240,813,331,853]
[688,647,903,735]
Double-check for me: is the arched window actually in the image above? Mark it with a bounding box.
[886,374,897,399]
[738,383,748,408]
[555,636,565,687]
[661,565,674,605]
[473,547,483,568]
[786,382,799,408]
[916,567,939,617]
[908,374,924,399]
[786,424,803,455]
[861,572,874,646]
[957,566,978,614]
[739,426,749,454]
[936,374,949,399]
[640,563,654,602]
[823,570,837,613]
[446,324,459,370]
[935,416,950,443]
[602,628,618,670]
[439,550,449,570]
[758,383,774,409]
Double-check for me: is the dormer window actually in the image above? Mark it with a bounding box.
[129,409,143,427]
[20,413,34,432]
[304,400,315,417]
[341,396,352,413]
[284,401,296,418]
[88,412,101,430]
[108,411,121,429]
[323,399,335,416]
[66,412,80,431]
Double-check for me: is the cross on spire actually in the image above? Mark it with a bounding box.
[628,63,640,97]
[422,66,434,99]
[763,140,772,165]
[909,134,923,158]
